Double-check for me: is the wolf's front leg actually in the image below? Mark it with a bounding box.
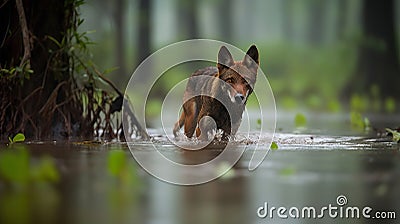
[196,114,217,141]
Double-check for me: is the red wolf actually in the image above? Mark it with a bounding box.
[173,45,259,140]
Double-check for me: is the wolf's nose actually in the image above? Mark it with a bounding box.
[234,94,245,104]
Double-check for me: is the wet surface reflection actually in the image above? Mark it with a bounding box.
[0,133,399,224]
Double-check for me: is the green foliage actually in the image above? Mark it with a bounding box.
[350,111,370,131]
[8,133,25,145]
[327,99,341,113]
[349,92,395,113]
[279,167,296,176]
[30,156,60,183]
[256,118,262,129]
[107,149,139,186]
[350,94,368,112]
[107,150,127,177]
[0,148,59,186]
[281,96,298,110]
[294,113,307,128]
[145,99,162,119]
[385,97,396,113]
[386,128,400,143]
[305,95,322,110]
[45,0,99,85]
[263,42,355,111]
[0,65,33,82]
[0,149,29,184]
[270,141,279,150]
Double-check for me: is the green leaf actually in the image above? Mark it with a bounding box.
[103,67,119,75]
[364,117,370,129]
[107,150,126,177]
[0,149,30,184]
[350,112,370,131]
[350,94,368,112]
[386,128,400,142]
[12,133,25,143]
[270,141,279,150]
[294,113,307,128]
[279,167,296,176]
[385,97,396,113]
[30,156,60,183]
[256,118,262,130]
[327,99,341,113]
[47,35,62,48]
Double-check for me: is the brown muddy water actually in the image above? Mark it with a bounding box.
[0,113,399,224]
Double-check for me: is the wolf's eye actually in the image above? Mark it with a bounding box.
[226,78,234,84]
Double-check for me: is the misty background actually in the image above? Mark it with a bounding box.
[79,0,400,116]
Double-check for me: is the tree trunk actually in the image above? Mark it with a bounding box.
[115,0,126,83]
[344,0,400,99]
[137,0,152,66]
[216,0,232,42]
[307,0,326,45]
[177,0,199,39]
[0,0,74,139]
[281,0,293,42]
[336,0,348,40]
[0,0,148,140]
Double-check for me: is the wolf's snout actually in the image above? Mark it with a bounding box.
[234,94,245,104]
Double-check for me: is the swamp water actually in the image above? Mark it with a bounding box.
[0,113,399,224]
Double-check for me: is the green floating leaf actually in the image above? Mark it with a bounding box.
[107,150,127,177]
[13,133,25,143]
[31,156,60,183]
[327,99,341,113]
[0,149,30,184]
[350,94,368,112]
[294,113,307,128]
[364,117,370,129]
[279,167,296,176]
[256,118,261,126]
[270,141,279,150]
[350,112,370,130]
[256,118,262,130]
[386,128,400,142]
[385,97,396,113]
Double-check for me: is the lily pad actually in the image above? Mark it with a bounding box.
[295,113,307,127]
[13,133,25,143]
[270,141,279,150]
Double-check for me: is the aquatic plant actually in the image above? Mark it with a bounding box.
[294,113,307,128]
[386,128,400,143]
[8,133,25,145]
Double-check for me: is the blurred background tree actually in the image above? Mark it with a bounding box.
[0,0,147,140]
[0,0,83,139]
[2,0,399,139]
[344,0,400,99]
[79,0,399,113]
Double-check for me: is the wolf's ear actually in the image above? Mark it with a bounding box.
[243,45,259,74]
[217,46,234,74]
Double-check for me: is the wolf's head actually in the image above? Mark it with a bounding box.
[216,45,259,104]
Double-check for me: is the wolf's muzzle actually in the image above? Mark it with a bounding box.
[234,93,245,104]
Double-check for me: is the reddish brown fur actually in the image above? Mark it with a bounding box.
[173,45,259,140]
